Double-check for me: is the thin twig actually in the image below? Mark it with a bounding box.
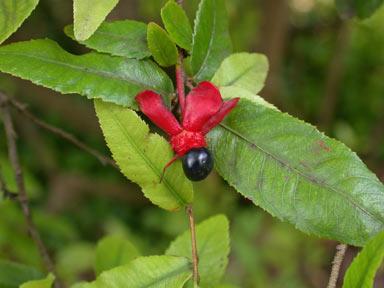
[327,243,348,288]
[0,91,61,288]
[7,97,118,169]
[186,205,199,284]
[176,1,199,283]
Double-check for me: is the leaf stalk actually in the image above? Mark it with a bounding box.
[186,205,200,284]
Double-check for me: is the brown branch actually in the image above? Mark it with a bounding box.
[327,243,348,288]
[186,205,199,284]
[0,91,61,288]
[7,97,118,169]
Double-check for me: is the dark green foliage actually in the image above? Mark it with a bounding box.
[336,0,384,18]
[65,21,150,59]
[0,260,45,288]
[209,99,384,246]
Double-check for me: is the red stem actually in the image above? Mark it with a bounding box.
[176,51,185,117]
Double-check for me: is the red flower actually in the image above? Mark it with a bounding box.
[136,81,239,181]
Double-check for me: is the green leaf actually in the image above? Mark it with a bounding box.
[343,230,384,288]
[20,273,54,288]
[73,0,119,41]
[83,255,192,288]
[208,99,384,246]
[161,1,193,50]
[219,86,278,111]
[191,0,231,83]
[56,242,94,283]
[0,39,173,109]
[212,53,269,95]
[147,22,178,67]
[0,260,44,288]
[0,0,39,44]
[94,236,140,276]
[95,100,193,211]
[64,20,150,59]
[69,283,87,288]
[336,0,384,19]
[166,215,230,287]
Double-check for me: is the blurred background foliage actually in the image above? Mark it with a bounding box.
[0,0,384,287]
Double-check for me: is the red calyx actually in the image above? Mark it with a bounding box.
[135,81,239,157]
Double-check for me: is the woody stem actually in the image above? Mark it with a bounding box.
[175,0,199,283]
[176,51,185,116]
[186,205,199,284]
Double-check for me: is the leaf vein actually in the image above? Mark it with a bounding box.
[108,107,187,207]
[219,123,384,226]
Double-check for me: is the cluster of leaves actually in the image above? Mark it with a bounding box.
[1,0,384,287]
[0,0,383,246]
[1,215,230,288]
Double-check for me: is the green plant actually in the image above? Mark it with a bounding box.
[0,0,384,287]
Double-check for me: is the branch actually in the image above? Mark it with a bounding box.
[7,97,118,169]
[175,1,199,283]
[0,91,61,288]
[186,205,199,284]
[327,243,348,288]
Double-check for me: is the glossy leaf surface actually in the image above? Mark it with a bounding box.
[0,0,39,44]
[20,273,54,288]
[343,230,384,288]
[0,39,173,109]
[95,100,193,211]
[166,215,230,286]
[208,99,384,246]
[73,0,118,41]
[147,22,178,67]
[161,1,193,50]
[94,236,140,276]
[65,21,150,59]
[212,53,269,95]
[83,255,192,288]
[191,0,231,83]
[220,86,277,111]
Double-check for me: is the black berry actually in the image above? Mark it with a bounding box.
[182,147,214,181]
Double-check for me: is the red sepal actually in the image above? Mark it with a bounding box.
[182,81,222,132]
[136,90,183,136]
[171,131,207,157]
[201,98,239,135]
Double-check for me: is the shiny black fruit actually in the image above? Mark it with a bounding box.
[182,147,214,181]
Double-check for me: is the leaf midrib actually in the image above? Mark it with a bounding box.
[0,51,170,96]
[140,261,192,288]
[219,122,384,225]
[221,64,256,87]
[108,107,188,207]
